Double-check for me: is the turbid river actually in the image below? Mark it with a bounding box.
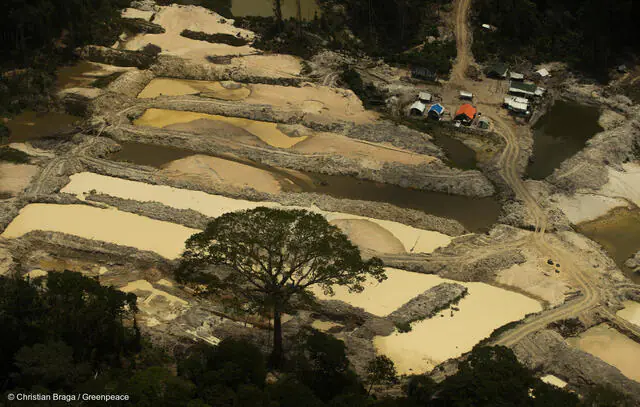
[110,142,501,232]
[527,101,603,180]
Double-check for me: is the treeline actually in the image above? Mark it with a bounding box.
[472,0,640,79]
[1,271,633,406]
[0,0,128,115]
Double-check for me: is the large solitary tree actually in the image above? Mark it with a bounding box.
[177,207,385,366]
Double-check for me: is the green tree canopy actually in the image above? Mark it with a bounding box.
[178,207,385,366]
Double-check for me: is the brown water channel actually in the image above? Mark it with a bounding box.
[527,101,603,180]
[110,142,501,232]
[577,207,640,284]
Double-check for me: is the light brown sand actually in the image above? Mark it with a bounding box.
[601,162,640,207]
[1,204,199,259]
[134,108,307,148]
[330,219,406,254]
[61,173,451,255]
[293,132,436,168]
[540,375,568,388]
[135,79,375,123]
[567,324,640,382]
[124,5,257,62]
[138,78,251,100]
[617,301,640,327]
[496,248,570,306]
[227,54,303,79]
[161,154,282,194]
[311,320,342,332]
[121,8,155,21]
[0,163,39,196]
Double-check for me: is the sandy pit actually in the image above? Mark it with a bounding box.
[1,204,199,259]
[552,193,629,224]
[0,163,39,196]
[540,375,568,388]
[120,279,190,325]
[311,320,343,332]
[61,173,451,254]
[121,8,155,21]
[138,78,251,100]
[567,324,640,383]
[226,54,303,79]
[292,132,436,168]
[312,267,541,374]
[160,154,282,194]
[134,108,307,148]
[124,5,256,62]
[496,248,571,306]
[330,219,406,254]
[5,110,79,143]
[617,301,640,327]
[136,79,375,124]
[600,162,640,207]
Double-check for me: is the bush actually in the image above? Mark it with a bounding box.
[181,30,249,46]
[141,44,162,57]
[339,68,386,108]
[0,147,30,164]
[394,321,412,333]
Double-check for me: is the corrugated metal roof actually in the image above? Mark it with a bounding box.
[410,100,427,113]
[509,72,524,80]
[459,91,473,98]
[419,92,432,101]
[536,68,550,77]
[505,96,529,104]
[455,104,477,119]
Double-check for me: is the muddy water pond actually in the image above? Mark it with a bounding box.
[527,101,603,180]
[110,142,501,232]
[231,0,320,20]
[577,207,640,284]
[3,111,80,144]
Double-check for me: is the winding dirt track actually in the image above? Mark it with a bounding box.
[447,0,640,345]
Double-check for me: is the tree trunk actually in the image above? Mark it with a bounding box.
[296,0,302,38]
[273,0,283,31]
[269,304,284,368]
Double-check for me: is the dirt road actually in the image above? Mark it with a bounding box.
[447,0,640,346]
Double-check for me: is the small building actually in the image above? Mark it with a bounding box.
[478,117,490,129]
[504,96,529,114]
[418,92,432,103]
[509,81,537,97]
[412,67,438,82]
[536,68,550,78]
[486,63,509,79]
[454,104,477,125]
[482,24,491,30]
[459,90,474,100]
[428,103,445,120]
[509,71,524,81]
[409,100,427,116]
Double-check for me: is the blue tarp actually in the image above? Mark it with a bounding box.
[428,104,445,115]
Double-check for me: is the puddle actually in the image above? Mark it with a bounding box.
[567,324,640,383]
[527,101,603,180]
[231,0,320,20]
[577,207,640,283]
[312,267,542,374]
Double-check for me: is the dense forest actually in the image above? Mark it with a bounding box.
[1,271,634,406]
[472,0,640,79]
[0,0,128,116]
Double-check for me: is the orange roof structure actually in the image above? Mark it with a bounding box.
[455,104,477,120]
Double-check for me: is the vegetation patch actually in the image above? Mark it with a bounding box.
[0,147,30,164]
[339,68,386,109]
[180,29,249,46]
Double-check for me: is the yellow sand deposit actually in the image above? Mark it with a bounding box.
[0,163,39,196]
[138,78,251,100]
[1,204,198,259]
[617,301,640,327]
[160,154,282,194]
[134,108,307,148]
[61,173,452,255]
[567,324,640,383]
[313,267,542,374]
[124,5,256,61]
